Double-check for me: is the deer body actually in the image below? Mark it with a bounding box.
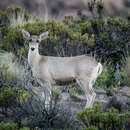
[30,54,98,81]
[22,29,103,108]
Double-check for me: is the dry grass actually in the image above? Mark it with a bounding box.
[0,51,25,80]
[10,12,34,27]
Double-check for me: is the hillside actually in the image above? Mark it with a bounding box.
[0,0,130,20]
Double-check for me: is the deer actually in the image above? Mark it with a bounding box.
[22,29,103,108]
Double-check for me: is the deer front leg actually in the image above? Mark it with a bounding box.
[36,79,52,108]
[43,81,52,108]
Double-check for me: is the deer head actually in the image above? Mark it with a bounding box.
[22,29,48,52]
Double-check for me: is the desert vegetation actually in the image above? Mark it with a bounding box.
[0,1,130,129]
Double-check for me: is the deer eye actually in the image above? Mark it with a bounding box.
[29,39,32,42]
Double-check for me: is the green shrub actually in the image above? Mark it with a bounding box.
[85,126,98,130]
[0,122,30,130]
[95,66,114,88]
[77,104,130,130]
[20,127,30,130]
[1,27,24,54]
[0,87,18,107]
[0,87,29,107]
[95,63,126,89]
[0,122,18,130]
[24,19,46,35]
[0,10,9,25]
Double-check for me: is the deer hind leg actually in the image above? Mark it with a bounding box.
[89,86,96,107]
[88,66,101,107]
[76,77,93,108]
[85,84,95,108]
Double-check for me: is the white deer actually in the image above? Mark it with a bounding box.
[22,29,103,108]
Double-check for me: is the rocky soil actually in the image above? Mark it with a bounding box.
[53,85,130,113]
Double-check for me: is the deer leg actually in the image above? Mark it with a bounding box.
[37,79,52,108]
[82,79,95,108]
[88,69,99,107]
[88,65,102,107]
[83,81,96,108]
[88,86,96,107]
[76,78,92,108]
[85,90,93,108]
[43,82,52,107]
[88,76,98,107]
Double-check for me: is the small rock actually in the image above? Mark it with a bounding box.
[104,94,129,112]
[99,94,105,100]
[120,86,130,97]
[0,114,4,118]
[95,88,106,94]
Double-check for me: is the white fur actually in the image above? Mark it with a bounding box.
[88,63,103,107]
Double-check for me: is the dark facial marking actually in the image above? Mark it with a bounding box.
[31,47,35,51]
[36,39,40,43]
[29,39,32,42]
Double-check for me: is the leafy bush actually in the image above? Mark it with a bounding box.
[0,122,18,130]
[85,126,98,130]
[77,104,130,130]
[0,87,18,107]
[0,122,30,130]
[95,62,128,89]
[95,66,113,88]
[1,27,23,53]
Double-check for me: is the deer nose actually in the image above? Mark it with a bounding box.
[31,47,35,51]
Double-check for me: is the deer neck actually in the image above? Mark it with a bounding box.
[28,48,40,68]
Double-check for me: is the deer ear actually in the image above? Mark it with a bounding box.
[22,29,30,40]
[39,31,48,41]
